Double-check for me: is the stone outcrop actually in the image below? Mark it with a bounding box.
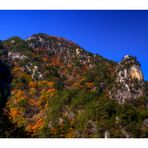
[130,65,143,81]
[109,55,145,104]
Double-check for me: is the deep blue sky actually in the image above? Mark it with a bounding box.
[0,10,148,80]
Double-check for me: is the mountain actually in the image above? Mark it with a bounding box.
[0,33,148,138]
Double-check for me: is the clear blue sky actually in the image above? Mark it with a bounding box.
[0,10,148,80]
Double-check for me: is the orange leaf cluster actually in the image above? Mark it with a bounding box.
[50,56,62,67]
[27,119,44,133]
[9,108,20,119]
[47,88,56,93]
[28,99,39,106]
[85,82,95,89]
[50,127,58,135]
[28,81,38,88]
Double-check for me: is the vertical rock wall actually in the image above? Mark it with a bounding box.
[109,55,145,104]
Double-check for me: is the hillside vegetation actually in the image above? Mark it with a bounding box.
[0,34,147,138]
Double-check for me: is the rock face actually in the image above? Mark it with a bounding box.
[130,65,143,81]
[109,55,145,104]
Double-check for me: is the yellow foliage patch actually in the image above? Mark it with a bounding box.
[10,90,26,104]
[48,82,55,87]
[85,82,95,88]
[9,108,20,119]
[12,66,22,74]
[28,81,38,88]
[66,128,75,138]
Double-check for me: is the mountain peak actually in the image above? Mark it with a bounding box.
[120,55,143,81]
[26,33,49,41]
[121,55,140,66]
[109,55,145,103]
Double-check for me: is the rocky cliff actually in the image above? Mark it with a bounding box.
[109,55,146,104]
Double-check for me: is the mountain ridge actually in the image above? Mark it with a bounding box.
[0,33,147,138]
